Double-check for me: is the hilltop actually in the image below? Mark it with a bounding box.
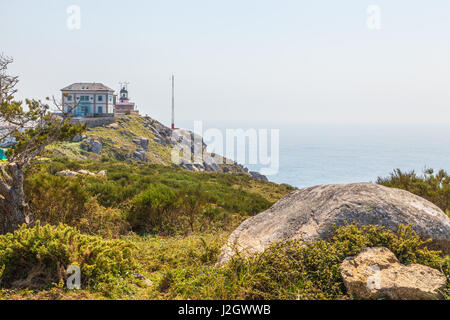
[46,114,267,180]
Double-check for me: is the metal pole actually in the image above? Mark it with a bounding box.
[171,75,175,129]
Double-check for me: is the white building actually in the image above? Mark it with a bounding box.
[61,83,115,117]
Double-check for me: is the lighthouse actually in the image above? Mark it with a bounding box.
[115,83,139,115]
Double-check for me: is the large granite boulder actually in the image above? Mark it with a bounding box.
[218,183,450,265]
[340,247,447,300]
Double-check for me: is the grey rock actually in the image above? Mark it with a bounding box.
[55,170,79,177]
[97,170,108,176]
[72,135,82,142]
[77,169,96,176]
[249,171,269,182]
[91,140,102,154]
[80,139,102,154]
[133,148,146,162]
[182,163,199,171]
[218,182,450,265]
[133,137,149,151]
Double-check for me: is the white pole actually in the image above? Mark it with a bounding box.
[171,75,175,129]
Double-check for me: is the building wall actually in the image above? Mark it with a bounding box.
[62,90,114,116]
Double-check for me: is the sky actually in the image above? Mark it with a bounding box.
[1,0,450,127]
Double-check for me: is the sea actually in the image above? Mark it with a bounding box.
[178,121,450,189]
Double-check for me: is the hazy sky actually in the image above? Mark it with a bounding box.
[1,0,450,126]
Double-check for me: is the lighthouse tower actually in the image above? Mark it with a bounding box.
[115,83,139,115]
[120,86,129,102]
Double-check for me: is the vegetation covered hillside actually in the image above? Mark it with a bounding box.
[46,115,250,175]
[0,159,448,300]
[24,159,294,237]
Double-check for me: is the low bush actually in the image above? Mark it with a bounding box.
[158,224,449,300]
[24,160,291,236]
[25,172,129,238]
[378,168,450,216]
[0,223,140,297]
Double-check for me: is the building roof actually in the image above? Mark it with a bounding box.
[61,83,114,92]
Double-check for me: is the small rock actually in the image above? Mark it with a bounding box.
[55,170,79,177]
[340,247,447,300]
[107,123,120,130]
[131,273,152,287]
[78,170,96,176]
[91,140,102,154]
[97,170,108,176]
[80,139,102,154]
[72,135,82,142]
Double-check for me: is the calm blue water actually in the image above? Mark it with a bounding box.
[178,121,450,188]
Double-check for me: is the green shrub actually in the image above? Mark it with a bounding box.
[218,224,448,300]
[25,173,129,238]
[163,224,448,300]
[126,184,181,235]
[0,223,140,297]
[24,160,289,236]
[378,168,450,215]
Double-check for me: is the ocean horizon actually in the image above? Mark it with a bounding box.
[178,121,450,188]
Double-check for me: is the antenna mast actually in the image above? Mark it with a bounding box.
[171,75,175,130]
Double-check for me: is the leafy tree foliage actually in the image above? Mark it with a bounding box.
[0,55,85,233]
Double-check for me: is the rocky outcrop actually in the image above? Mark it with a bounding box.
[340,247,447,300]
[249,171,268,182]
[132,137,149,151]
[142,117,173,147]
[81,139,102,154]
[133,148,147,162]
[218,182,450,265]
[70,115,267,180]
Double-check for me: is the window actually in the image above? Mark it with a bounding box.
[97,106,103,114]
[98,95,103,102]
[67,95,72,101]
